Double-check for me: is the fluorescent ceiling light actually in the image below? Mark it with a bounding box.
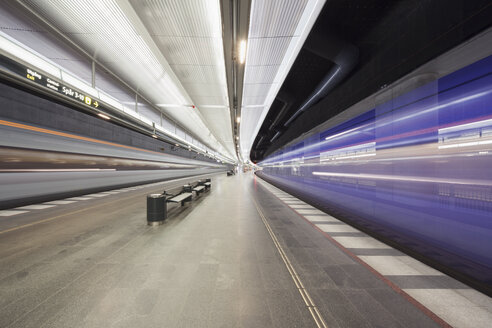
[98,113,111,120]
[239,40,247,64]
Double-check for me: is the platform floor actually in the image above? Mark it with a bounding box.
[0,172,490,327]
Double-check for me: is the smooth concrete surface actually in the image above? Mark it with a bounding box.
[0,172,487,327]
[0,173,314,327]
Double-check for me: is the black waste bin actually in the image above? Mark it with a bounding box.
[147,193,166,225]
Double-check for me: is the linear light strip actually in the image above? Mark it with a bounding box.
[438,117,492,134]
[312,171,492,187]
[438,139,492,149]
[320,153,376,161]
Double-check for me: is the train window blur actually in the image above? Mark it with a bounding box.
[259,54,492,288]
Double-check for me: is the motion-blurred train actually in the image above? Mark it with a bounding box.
[0,82,229,209]
[258,40,492,294]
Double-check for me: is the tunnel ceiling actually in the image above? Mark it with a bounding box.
[250,0,492,162]
[3,0,237,162]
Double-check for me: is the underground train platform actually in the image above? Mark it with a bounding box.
[0,172,489,328]
[1,0,492,327]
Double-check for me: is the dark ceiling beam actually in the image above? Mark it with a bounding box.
[220,0,251,160]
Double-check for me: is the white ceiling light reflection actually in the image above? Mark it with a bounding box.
[239,0,326,162]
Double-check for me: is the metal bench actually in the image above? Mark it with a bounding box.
[195,179,211,191]
[147,180,211,225]
[193,185,205,194]
[167,192,192,206]
[166,184,193,206]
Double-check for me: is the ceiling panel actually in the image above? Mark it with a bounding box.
[245,37,293,66]
[133,0,221,38]
[249,0,309,38]
[156,36,223,66]
[242,84,272,99]
[129,0,234,158]
[191,95,229,106]
[17,0,235,161]
[243,65,280,84]
[242,95,270,107]
[239,0,326,162]
[240,106,264,158]
[181,83,227,98]
[0,2,93,84]
[172,65,224,84]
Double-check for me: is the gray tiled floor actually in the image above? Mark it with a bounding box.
[258,176,492,328]
[0,172,449,327]
[253,175,442,328]
[0,173,315,327]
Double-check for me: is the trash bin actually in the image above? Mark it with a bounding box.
[183,184,192,193]
[147,193,166,225]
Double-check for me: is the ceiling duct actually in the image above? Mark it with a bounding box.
[268,90,296,130]
[284,32,358,126]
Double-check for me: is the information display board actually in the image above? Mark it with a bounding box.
[0,54,100,109]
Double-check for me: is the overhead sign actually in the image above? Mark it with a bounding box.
[1,54,100,109]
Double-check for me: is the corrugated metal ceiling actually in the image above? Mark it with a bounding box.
[19,0,234,159]
[240,0,325,162]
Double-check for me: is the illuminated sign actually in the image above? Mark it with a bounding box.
[0,54,100,109]
[27,68,99,109]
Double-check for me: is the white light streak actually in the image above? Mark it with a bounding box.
[97,113,111,120]
[438,117,492,134]
[312,171,492,187]
[325,126,359,140]
[322,153,376,161]
[438,139,492,149]
[390,89,492,126]
[239,40,247,64]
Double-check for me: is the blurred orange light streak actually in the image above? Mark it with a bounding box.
[0,119,163,155]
